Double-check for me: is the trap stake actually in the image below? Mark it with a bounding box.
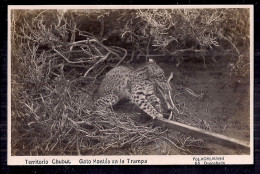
[155,118,250,154]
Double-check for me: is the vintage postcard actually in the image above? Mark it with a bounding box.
[8,5,254,165]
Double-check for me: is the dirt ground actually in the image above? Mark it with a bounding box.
[163,58,250,154]
[164,60,249,139]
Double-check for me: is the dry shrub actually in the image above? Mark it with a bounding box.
[11,8,249,155]
[12,74,208,155]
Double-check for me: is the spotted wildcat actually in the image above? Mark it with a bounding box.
[93,60,170,119]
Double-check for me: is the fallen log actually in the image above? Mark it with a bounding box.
[155,117,250,154]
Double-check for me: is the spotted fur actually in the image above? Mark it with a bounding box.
[93,61,169,119]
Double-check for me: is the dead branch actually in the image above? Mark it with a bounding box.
[54,48,97,64]
[83,52,111,77]
[218,33,240,54]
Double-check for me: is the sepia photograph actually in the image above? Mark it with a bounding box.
[8,5,253,165]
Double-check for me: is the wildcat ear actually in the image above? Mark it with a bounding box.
[147,59,158,72]
[134,65,149,79]
[144,59,156,73]
[148,58,156,64]
[147,63,155,74]
[135,60,156,78]
[148,58,154,62]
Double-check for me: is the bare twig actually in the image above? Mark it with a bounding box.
[54,48,95,64]
[83,52,111,77]
[146,36,151,62]
[111,46,127,66]
[218,33,240,54]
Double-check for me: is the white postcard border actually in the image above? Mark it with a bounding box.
[7,5,254,165]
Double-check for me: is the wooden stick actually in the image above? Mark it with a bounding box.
[166,72,180,114]
[155,118,250,154]
[54,48,92,64]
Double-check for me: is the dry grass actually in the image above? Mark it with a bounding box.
[11,70,211,155]
[11,9,249,156]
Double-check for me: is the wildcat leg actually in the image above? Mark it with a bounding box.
[130,90,163,119]
[94,94,119,112]
[144,84,162,113]
[146,94,162,113]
